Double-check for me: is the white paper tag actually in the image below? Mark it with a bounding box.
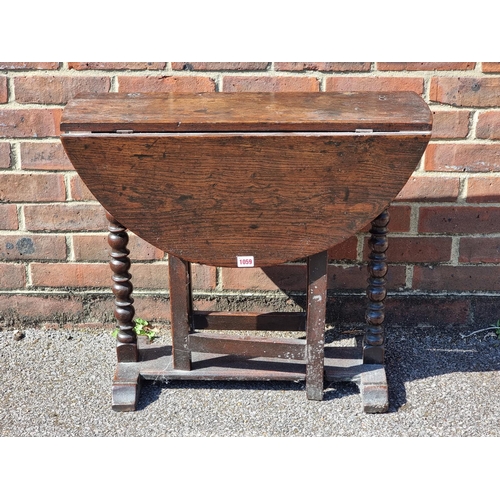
[237,256,255,268]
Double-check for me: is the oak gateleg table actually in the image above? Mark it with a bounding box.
[61,92,432,413]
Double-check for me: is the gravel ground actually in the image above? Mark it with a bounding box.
[1,324,500,437]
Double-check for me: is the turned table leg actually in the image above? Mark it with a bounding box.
[364,209,389,365]
[359,209,390,413]
[106,211,140,411]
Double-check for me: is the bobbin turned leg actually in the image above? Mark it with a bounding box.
[364,209,389,364]
[361,209,389,413]
[106,211,140,411]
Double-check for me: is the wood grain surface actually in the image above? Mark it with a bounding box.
[60,91,432,133]
[61,92,432,267]
[62,132,430,266]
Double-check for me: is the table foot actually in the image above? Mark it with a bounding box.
[306,381,325,401]
[112,362,141,412]
[358,365,389,413]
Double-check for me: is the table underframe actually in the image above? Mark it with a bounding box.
[107,210,390,414]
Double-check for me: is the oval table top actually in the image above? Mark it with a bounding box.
[61,92,432,267]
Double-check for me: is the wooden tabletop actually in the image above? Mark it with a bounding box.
[61,92,432,267]
[61,92,432,133]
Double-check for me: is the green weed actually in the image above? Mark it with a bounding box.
[493,319,500,340]
[112,318,157,341]
[462,319,500,341]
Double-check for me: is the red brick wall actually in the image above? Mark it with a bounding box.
[1,61,500,327]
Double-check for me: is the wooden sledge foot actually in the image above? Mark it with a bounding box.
[358,365,389,414]
[112,362,141,412]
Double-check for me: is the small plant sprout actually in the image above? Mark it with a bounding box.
[461,319,500,341]
[112,318,157,341]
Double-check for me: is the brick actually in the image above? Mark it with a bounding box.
[172,62,269,71]
[125,262,169,289]
[223,76,319,92]
[72,233,107,262]
[80,260,207,291]
[328,235,358,260]
[69,175,96,201]
[0,76,7,103]
[328,294,455,326]
[419,206,500,234]
[0,173,66,202]
[221,263,405,291]
[431,110,470,139]
[118,76,215,93]
[395,175,459,202]
[20,142,73,170]
[31,262,110,287]
[328,295,471,328]
[430,77,500,107]
[14,76,110,105]
[71,232,108,261]
[377,62,475,71]
[413,265,500,291]
[368,236,452,263]
[466,177,500,203]
[0,294,83,323]
[387,205,412,233]
[107,261,216,290]
[0,205,18,230]
[191,298,225,313]
[0,109,61,138]
[0,263,26,289]
[150,294,477,328]
[76,295,115,323]
[274,62,370,72]
[425,143,500,172]
[0,235,66,260]
[0,62,59,70]
[24,203,108,231]
[325,76,424,94]
[459,237,500,263]
[471,296,500,327]
[191,264,217,290]
[360,205,411,233]
[385,296,470,327]
[476,111,500,139]
[72,233,164,261]
[330,265,367,291]
[69,62,166,70]
[132,296,171,322]
[329,264,406,290]
[221,264,306,291]
[325,296,365,324]
[0,142,11,168]
[482,63,500,73]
